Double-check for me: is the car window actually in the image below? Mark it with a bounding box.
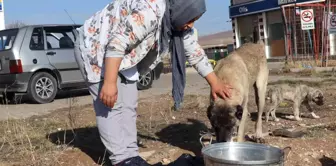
[44,27,75,50]
[30,28,45,50]
[0,29,18,51]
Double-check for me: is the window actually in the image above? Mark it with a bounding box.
[44,26,75,50]
[0,29,18,51]
[269,23,285,40]
[30,28,45,50]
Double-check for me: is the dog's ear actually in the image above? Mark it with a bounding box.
[311,89,323,100]
[235,105,243,120]
[207,104,213,120]
[307,88,315,101]
[317,90,324,98]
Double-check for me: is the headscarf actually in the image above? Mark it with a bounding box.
[160,0,206,111]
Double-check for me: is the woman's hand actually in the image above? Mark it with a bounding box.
[100,57,123,108]
[210,81,232,100]
[205,72,232,100]
[100,82,118,108]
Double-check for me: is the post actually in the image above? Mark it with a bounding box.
[234,18,241,48]
[321,1,327,67]
[262,12,270,59]
[326,0,331,67]
[293,5,298,61]
[281,6,290,65]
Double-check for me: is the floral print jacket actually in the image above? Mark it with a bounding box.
[76,0,213,83]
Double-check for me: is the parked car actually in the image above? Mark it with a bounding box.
[0,24,163,104]
[137,61,163,90]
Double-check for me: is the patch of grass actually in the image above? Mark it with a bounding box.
[0,118,66,165]
[268,78,336,87]
[285,59,336,68]
[305,123,336,138]
[0,99,97,166]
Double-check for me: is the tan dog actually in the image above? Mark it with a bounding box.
[266,84,324,122]
[207,40,269,143]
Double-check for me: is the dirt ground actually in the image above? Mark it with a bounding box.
[1,74,336,166]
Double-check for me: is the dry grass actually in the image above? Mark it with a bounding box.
[0,98,100,166]
[305,124,336,138]
[285,59,336,68]
[0,118,64,165]
[0,77,335,166]
[268,78,336,87]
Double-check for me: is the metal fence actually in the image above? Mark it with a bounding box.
[282,0,336,67]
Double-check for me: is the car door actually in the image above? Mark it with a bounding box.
[43,26,84,86]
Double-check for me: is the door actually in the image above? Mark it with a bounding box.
[19,27,52,74]
[269,23,286,57]
[43,26,84,85]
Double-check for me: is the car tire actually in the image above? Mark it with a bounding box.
[27,72,58,104]
[137,71,154,90]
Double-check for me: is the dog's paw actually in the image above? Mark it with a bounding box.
[246,134,267,144]
[251,136,266,144]
[286,115,302,121]
[285,115,295,119]
[311,112,320,119]
[294,117,303,121]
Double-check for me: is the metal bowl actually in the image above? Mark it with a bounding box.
[202,142,289,166]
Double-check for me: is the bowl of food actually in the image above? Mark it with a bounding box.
[201,142,291,166]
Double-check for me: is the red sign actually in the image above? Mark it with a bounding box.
[301,10,313,22]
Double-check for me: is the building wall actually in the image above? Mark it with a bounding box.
[229,0,326,59]
[232,14,266,48]
[231,0,259,5]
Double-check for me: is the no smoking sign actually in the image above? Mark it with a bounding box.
[328,14,336,34]
[300,9,315,30]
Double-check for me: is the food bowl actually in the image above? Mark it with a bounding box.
[201,142,291,166]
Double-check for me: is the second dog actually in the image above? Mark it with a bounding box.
[266,84,324,122]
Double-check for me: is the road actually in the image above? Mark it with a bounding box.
[0,64,322,121]
[0,70,209,121]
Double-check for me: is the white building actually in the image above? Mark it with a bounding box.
[229,0,326,60]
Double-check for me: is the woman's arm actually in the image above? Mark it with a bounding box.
[183,28,232,100]
[100,4,159,108]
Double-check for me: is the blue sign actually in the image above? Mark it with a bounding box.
[229,0,323,18]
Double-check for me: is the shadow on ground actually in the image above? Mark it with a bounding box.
[319,155,336,166]
[0,89,90,105]
[47,127,109,165]
[250,112,293,122]
[139,118,209,156]
[47,119,209,165]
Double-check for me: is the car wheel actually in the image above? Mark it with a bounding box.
[137,71,153,90]
[27,72,58,104]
